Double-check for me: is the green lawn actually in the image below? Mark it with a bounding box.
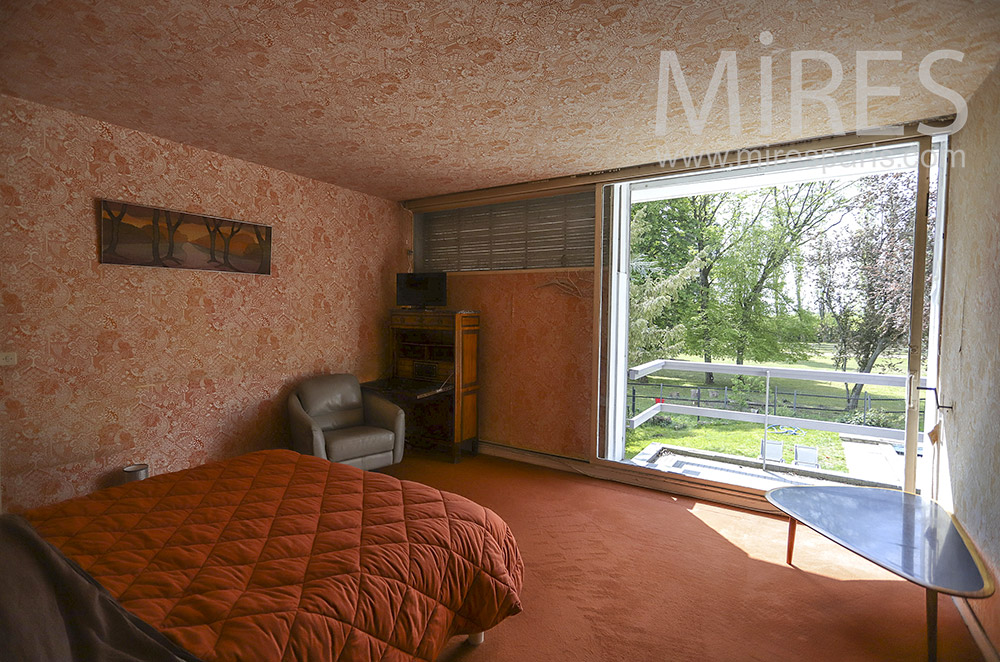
[625,417,848,472]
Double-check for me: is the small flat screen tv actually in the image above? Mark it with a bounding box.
[396,272,447,308]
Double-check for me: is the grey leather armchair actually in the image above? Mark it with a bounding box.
[288,374,404,470]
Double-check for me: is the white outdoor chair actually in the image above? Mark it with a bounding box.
[794,444,820,468]
[761,438,783,463]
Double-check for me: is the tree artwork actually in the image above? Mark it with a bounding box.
[253,224,273,274]
[220,221,243,270]
[98,200,272,275]
[150,209,164,266]
[204,217,222,264]
[162,211,185,264]
[101,200,128,259]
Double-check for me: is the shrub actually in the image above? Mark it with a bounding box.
[730,375,765,411]
[838,407,903,429]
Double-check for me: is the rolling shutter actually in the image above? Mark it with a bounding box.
[418,191,594,272]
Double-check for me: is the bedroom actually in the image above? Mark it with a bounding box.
[1,1,999,660]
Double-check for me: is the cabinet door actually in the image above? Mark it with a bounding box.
[460,391,478,442]
[460,328,478,387]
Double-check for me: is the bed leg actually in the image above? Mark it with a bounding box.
[467,632,485,646]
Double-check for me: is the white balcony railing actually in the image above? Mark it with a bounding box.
[626,359,926,445]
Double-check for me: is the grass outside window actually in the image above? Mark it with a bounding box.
[625,417,848,472]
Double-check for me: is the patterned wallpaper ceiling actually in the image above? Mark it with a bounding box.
[2,0,999,201]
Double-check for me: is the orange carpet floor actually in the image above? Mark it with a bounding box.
[384,453,983,662]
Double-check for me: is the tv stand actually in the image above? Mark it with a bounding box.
[363,309,480,462]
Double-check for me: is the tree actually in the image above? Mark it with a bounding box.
[812,171,930,410]
[628,246,708,368]
[629,194,747,384]
[684,194,737,384]
[628,180,850,383]
[812,234,850,368]
[716,181,850,364]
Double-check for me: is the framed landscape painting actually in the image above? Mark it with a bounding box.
[99,200,272,275]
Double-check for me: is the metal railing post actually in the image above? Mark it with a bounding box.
[762,370,771,469]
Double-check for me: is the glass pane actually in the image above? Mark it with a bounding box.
[616,142,942,491]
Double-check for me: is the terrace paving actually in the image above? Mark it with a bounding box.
[630,441,902,492]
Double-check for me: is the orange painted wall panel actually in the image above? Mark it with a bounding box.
[0,95,411,511]
[447,270,594,460]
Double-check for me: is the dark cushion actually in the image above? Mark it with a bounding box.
[296,374,364,429]
[324,426,396,462]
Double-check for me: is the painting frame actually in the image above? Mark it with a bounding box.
[98,199,272,275]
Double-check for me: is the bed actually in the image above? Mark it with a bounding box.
[9,449,524,661]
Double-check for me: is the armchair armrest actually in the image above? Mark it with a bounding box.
[287,392,328,460]
[363,391,405,463]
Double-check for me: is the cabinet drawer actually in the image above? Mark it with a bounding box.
[396,359,452,381]
[391,313,453,329]
[391,313,424,326]
[420,313,453,329]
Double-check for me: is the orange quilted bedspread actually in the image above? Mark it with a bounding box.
[23,450,523,661]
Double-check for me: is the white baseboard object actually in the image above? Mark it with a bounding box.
[953,596,1000,662]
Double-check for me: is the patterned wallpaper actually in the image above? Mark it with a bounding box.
[2,0,999,201]
[448,270,594,460]
[940,62,1000,648]
[0,94,411,511]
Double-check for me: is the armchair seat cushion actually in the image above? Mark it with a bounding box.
[324,426,396,463]
[288,373,404,470]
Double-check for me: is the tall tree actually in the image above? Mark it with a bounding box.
[629,194,748,383]
[628,244,710,368]
[717,181,850,364]
[812,171,930,410]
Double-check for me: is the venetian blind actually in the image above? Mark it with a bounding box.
[417,191,595,272]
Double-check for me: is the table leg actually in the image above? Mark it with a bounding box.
[786,517,797,565]
[926,588,938,662]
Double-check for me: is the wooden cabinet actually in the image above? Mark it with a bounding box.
[373,309,479,461]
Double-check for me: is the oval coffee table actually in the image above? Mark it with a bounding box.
[766,485,994,662]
